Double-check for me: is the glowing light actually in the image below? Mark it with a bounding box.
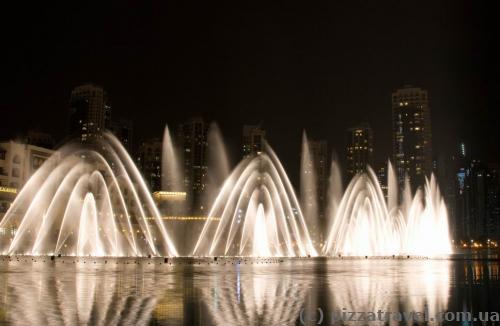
[144,216,221,221]
[153,191,187,202]
[0,187,17,194]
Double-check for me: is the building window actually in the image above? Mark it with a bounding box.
[0,167,5,176]
[12,168,20,178]
[32,157,46,170]
[13,155,21,164]
[0,202,9,213]
[0,150,5,160]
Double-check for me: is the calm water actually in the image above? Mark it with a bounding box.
[0,256,499,325]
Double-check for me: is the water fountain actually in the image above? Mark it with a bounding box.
[323,162,452,257]
[193,142,318,257]
[0,132,178,257]
[0,123,453,258]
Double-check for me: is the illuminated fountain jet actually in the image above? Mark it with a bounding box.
[0,132,178,257]
[193,143,317,257]
[323,162,452,257]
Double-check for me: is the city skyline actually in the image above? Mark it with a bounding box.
[2,81,499,190]
[2,2,498,178]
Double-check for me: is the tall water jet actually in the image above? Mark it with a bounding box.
[203,122,231,211]
[300,131,319,248]
[323,164,452,257]
[0,132,178,257]
[324,153,343,247]
[387,160,398,213]
[161,125,185,193]
[193,142,317,257]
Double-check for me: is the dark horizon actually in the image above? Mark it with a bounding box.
[3,1,499,179]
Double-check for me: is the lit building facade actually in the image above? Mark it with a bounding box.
[392,86,432,188]
[346,123,373,179]
[178,117,208,214]
[0,141,55,216]
[68,83,112,143]
[242,125,266,158]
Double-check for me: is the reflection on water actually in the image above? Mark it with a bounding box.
[0,258,498,325]
[323,260,450,325]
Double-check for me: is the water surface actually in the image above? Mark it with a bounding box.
[0,257,498,325]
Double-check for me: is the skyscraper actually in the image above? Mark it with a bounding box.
[136,138,162,192]
[346,123,373,179]
[307,139,329,221]
[376,163,388,198]
[242,125,266,158]
[109,118,133,151]
[455,154,500,244]
[301,138,329,245]
[392,86,432,188]
[178,117,208,214]
[68,83,111,143]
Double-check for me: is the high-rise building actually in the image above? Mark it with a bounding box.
[376,164,388,198]
[178,117,208,214]
[346,123,373,179]
[242,125,266,158]
[434,153,457,240]
[68,83,112,143]
[300,137,328,246]
[392,86,432,188]
[308,139,328,220]
[454,142,500,244]
[485,168,500,242]
[109,118,133,151]
[136,138,162,192]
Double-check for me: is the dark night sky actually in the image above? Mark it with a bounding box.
[2,1,499,181]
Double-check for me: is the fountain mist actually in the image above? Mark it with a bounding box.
[203,122,231,210]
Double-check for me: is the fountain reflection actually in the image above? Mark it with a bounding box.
[325,260,450,323]
[0,259,498,325]
[0,262,161,325]
[197,264,312,325]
